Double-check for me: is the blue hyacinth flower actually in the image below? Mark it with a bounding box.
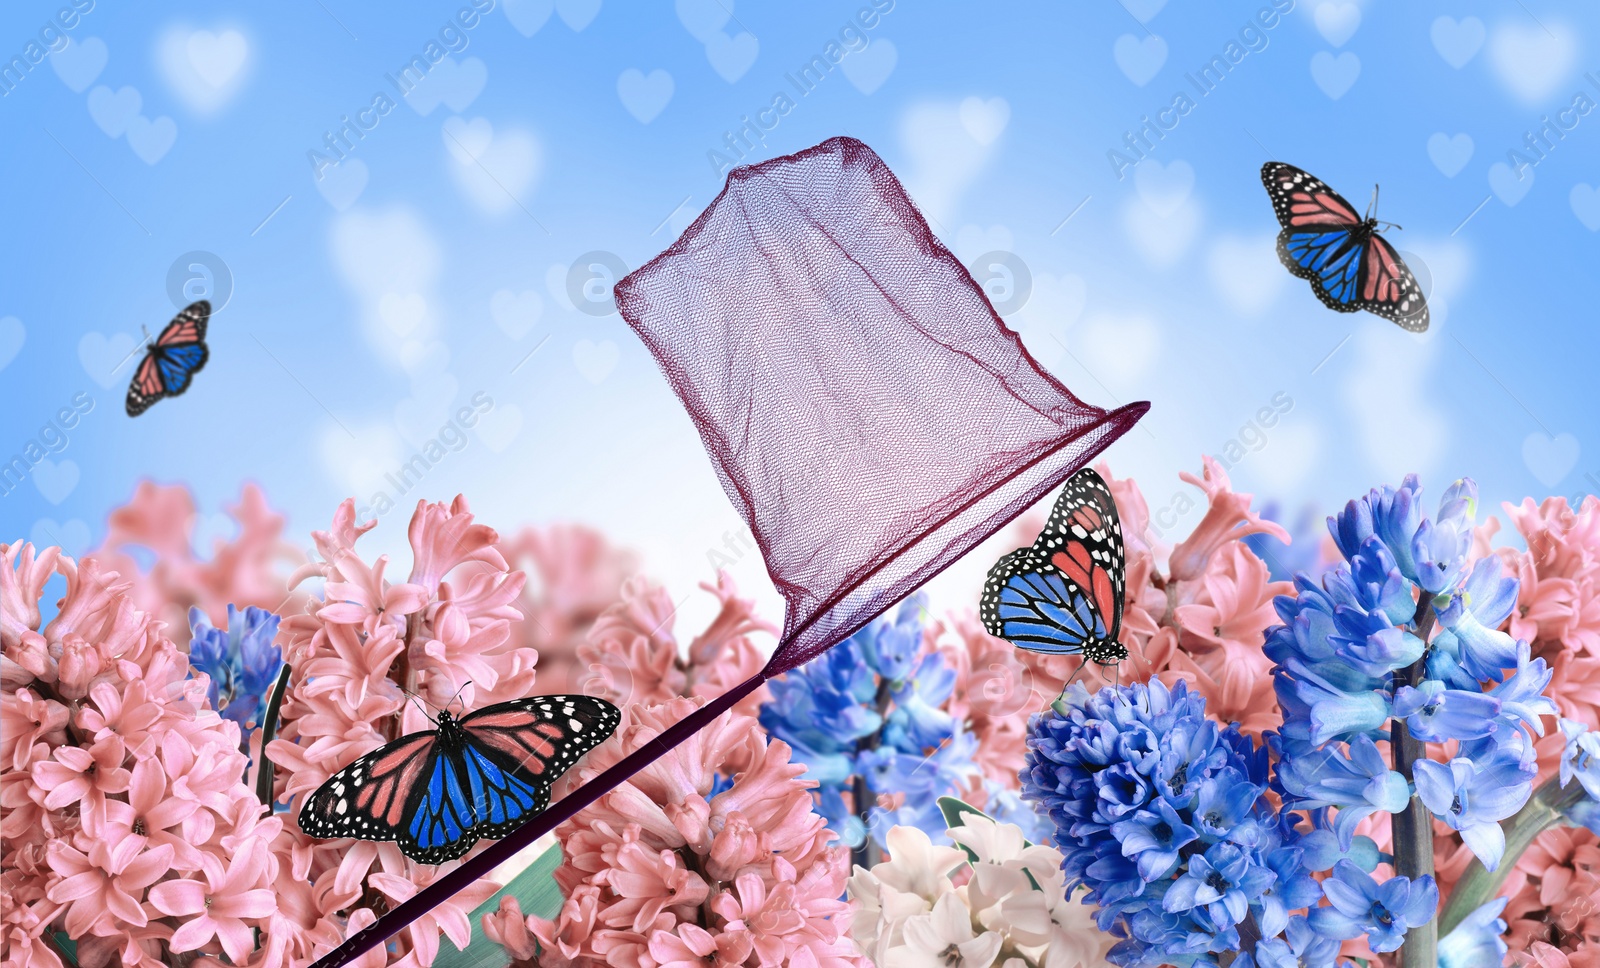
[1329,475,1424,582]
[1162,842,1275,931]
[1561,718,1600,800]
[761,593,983,850]
[1276,735,1409,849]
[1111,797,1199,881]
[1307,861,1437,953]
[188,604,283,749]
[1433,557,1521,682]
[1252,916,1342,968]
[1558,719,1600,833]
[1297,827,1381,874]
[1414,740,1537,871]
[1392,681,1499,743]
[1437,897,1509,968]
[1412,478,1477,594]
[1482,643,1558,738]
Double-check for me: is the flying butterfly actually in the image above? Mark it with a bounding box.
[298,694,620,864]
[1261,162,1429,332]
[126,300,211,416]
[979,467,1128,666]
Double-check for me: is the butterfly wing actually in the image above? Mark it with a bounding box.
[1261,163,1363,231]
[981,549,1109,655]
[1043,467,1126,639]
[1262,163,1429,331]
[397,730,494,864]
[124,301,212,416]
[155,342,209,395]
[1262,162,1368,311]
[979,469,1128,665]
[1279,227,1367,311]
[457,695,620,841]
[1356,232,1429,332]
[299,696,620,865]
[125,353,165,417]
[156,300,209,346]
[398,695,621,863]
[298,730,440,845]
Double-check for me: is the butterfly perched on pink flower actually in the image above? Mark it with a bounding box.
[298,694,619,864]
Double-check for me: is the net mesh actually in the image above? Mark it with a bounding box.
[615,136,1147,676]
[307,137,1148,968]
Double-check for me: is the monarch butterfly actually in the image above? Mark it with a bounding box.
[979,468,1128,666]
[1261,162,1429,332]
[126,300,211,416]
[298,695,620,864]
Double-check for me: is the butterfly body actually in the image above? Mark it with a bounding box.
[126,300,211,416]
[979,468,1128,665]
[298,694,620,864]
[1261,162,1429,332]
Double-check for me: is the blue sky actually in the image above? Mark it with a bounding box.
[1,0,1596,628]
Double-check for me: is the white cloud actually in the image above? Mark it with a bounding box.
[443,118,543,216]
[1341,321,1447,482]
[898,101,999,227]
[1074,313,1160,390]
[1250,415,1323,492]
[1395,236,1471,302]
[1487,22,1577,105]
[1122,194,1201,266]
[329,208,443,366]
[951,224,1014,263]
[157,25,251,114]
[319,422,405,499]
[1207,233,1286,316]
[1009,271,1088,367]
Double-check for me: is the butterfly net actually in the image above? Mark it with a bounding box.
[307,135,1147,968]
[616,136,1148,674]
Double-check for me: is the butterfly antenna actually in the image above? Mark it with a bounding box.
[1366,183,1379,220]
[405,692,440,725]
[448,681,473,716]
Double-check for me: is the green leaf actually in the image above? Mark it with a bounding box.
[935,795,1044,892]
[254,664,292,809]
[937,794,1000,857]
[431,841,565,968]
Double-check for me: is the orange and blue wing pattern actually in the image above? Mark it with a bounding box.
[126,300,211,416]
[1261,162,1429,332]
[298,694,619,865]
[979,468,1128,666]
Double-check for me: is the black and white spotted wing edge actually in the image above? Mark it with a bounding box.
[978,468,1130,664]
[1359,234,1430,333]
[1042,467,1127,610]
[1260,162,1357,228]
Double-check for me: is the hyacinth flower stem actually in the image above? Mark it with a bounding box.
[1392,592,1437,968]
[852,679,895,871]
[1437,772,1589,936]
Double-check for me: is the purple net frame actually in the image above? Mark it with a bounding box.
[309,136,1146,968]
